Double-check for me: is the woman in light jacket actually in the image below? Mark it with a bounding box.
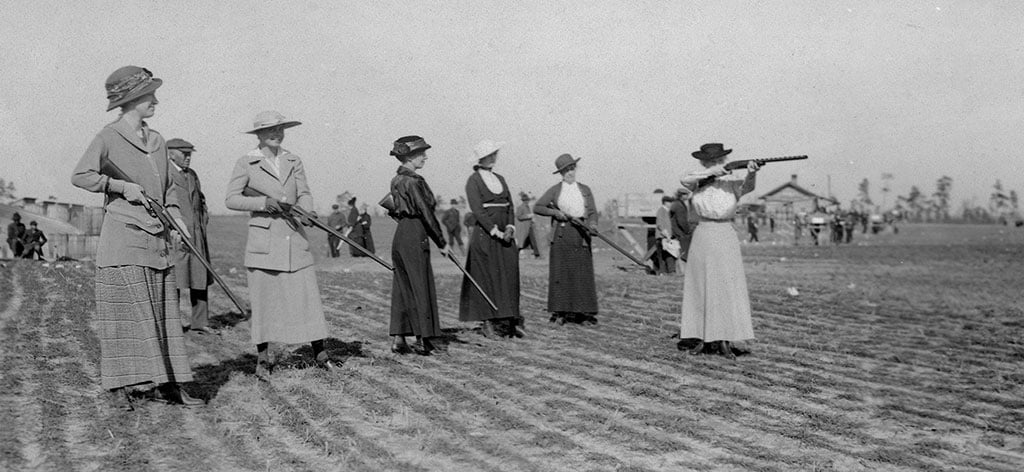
[71,65,201,408]
[533,153,599,325]
[678,143,760,359]
[225,111,331,378]
[459,140,522,338]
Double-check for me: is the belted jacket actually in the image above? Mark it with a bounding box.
[225,148,315,272]
[71,119,182,269]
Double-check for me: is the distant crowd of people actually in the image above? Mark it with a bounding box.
[69,65,762,410]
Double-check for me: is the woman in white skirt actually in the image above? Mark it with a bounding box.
[225,111,331,378]
[678,143,760,359]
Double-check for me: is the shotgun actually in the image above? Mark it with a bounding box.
[570,218,655,274]
[99,158,250,316]
[240,187,394,271]
[696,155,808,188]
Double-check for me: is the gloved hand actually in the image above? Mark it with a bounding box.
[438,244,451,258]
[265,197,285,214]
[489,226,504,239]
[503,225,515,242]
[120,182,151,210]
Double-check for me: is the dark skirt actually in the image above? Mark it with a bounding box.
[94,266,193,390]
[349,224,375,257]
[390,217,441,338]
[547,222,599,314]
[459,210,521,322]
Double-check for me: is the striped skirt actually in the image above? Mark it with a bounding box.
[546,222,598,314]
[94,265,194,390]
[680,221,754,341]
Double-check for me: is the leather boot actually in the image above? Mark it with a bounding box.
[410,337,432,356]
[719,341,736,360]
[391,336,412,354]
[481,321,497,338]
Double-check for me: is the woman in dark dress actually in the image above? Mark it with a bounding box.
[348,203,375,256]
[459,140,522,338]
[533,153,599,325]
[386,136,449,355]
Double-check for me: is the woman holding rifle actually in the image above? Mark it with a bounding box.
[225,111,331,378]
[678,143,760,359]
[385,136,449,355]
[533,153,599,326]
[71,65,202,408]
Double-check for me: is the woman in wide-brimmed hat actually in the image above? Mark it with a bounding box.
[677,143,760,359]
[458,140,523,338]
[225,110,332,378]
[71,65,202,408]
[533,153,599,325]
[385,135,450,355]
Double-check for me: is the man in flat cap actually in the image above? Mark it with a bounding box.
[167,138,216,334]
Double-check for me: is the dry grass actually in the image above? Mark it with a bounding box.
[1,220,1023,471]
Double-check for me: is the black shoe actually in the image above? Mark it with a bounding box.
[688,341,705,356]
[391,336,412,355]
[160,383,205,406]
[582,315,598,326]
[719,341,736,360]
[315,351,335,370]
[410,338,432,356]
[481,321,497,338]
[192,326,220,336]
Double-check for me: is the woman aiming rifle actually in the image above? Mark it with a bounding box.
[678,143,760,359]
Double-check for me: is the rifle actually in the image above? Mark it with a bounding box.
[240,187,395,271]
[569,218,655,274]
[99,159,250,316]
[380,191,498,311]
[696,155,808,188]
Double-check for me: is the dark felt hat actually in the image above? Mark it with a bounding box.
[691,143,732,161]
[552,153,581,174]
[166,138,195,151]
[105,66,163,112]
[450,199,459,205]
[390,136,431,157]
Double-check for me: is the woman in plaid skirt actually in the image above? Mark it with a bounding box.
[533,154,599,325]
[71,66,202,409]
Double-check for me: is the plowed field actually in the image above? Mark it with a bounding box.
[2,219,1023,471]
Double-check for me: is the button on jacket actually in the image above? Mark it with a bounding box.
[225,148,315,272]
[71,119,181,269]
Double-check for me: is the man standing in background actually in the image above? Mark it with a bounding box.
[6,212,26,258]
[22,221,47,260]
[669,188,694,268]
[326,204,345,258]
[167,138,216,334]
[515,192,541,258]
[442,199,465,256]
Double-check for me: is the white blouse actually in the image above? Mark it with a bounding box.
[477,169,504,194]
[557,181,586,218]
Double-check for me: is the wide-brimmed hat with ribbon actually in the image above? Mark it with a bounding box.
[105,66,163,111]
[691,143,732,161]
[552,153,581,174]
[166,138,195,152]
[390,135,431,157]
[468,139,505,163]
[244,110,302,134]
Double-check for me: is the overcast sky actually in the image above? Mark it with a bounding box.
[2,1,1022,213]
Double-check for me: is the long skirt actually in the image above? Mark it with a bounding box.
[94,266,193,390]
[349,225,375,256]
[459,213,520,322]
[247,266,328,344]
[547,222,598,313]
[680,221,754,341]
[390,218,441,338]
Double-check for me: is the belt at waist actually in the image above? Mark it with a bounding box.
[481,202,509,208]
[700,217,734,223]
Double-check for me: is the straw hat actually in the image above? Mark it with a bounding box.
[468,139,505,163]
[244,110,302,134]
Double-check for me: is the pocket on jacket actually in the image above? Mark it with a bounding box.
[247,219,272,254]
[420,238,430,252]
[124,224,150,249]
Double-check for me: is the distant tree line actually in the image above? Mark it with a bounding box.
[853,175,1020,224]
